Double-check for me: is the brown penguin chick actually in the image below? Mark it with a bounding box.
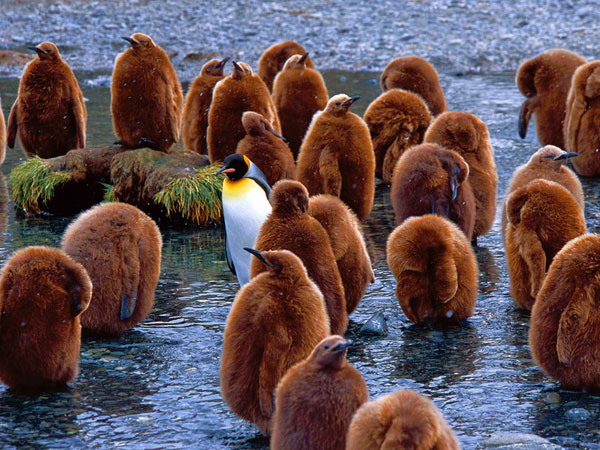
[182,57,228,154]
[346,389,459,450]
[390,143,476,240]
[501,145,583,241]
[6,42,86,158]
[251,180,348,335]
[387,215,478,327]
[0,97,5,164]
[61,203,162,337]
[258,41,315,92]
[207,61,281,163]
[564,60,600,177]
[424,111,498,242]
[380,56,446,116]
[517,49,586,148]
[236,111,296,185]
[363,88,432,183]
[0,246,92,392]
[308,194,374,314]
[111,33,183,152]
[220,249,330,435]
[530,234,600,392]
[505,179,586,311]
[296,94,375,220]
[272,53,328,158]
[271,335,369,450]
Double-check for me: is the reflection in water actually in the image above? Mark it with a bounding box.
[0,72,599,448]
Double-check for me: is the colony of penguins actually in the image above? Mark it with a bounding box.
[0,35,599,449]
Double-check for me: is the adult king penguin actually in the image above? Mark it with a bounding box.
[217,154,272,286]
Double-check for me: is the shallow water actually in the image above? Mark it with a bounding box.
[0,71,600,449]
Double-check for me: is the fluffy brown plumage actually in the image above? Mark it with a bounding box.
[387,215,478,327]
[61,203,162,337]
[258,41,315,92]
[530,234,600,392]
[501,145,584,241]
[517,49,586,149]
[297,94,375,220]
[208,61,280,163]
[390,143,476,240]
[0,97,5,164]
[364,89,432,183]
[380,56,446,116]
[236,111,296,185]
[308,194,374,314]
[0,246,92,392]
[111,33,183,152]
[221,249,330,435]
[272,53,328,158]
[7,42,86,158]
[505,179,586,311]
[346,389,459,450]
[271,335,368,450]
[182,58,228,154]
[424,111,497,242]
[251,180,347,335]
[564,60,600,177]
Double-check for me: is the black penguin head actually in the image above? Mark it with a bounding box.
[29,42,60,61]
[202,57,229,76]
[217,154,251,180]
[325,94,361,116]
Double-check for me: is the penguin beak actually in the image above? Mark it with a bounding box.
[450,176,458,201]
[554,152,579,160]
[244,248,269,266]
[232,60,243,73]
[216,166,235,175]
[332,340,353,352]
[28,46,46,56]
[271,129,289,145]
[216,57,230,69]
[298,52,309,64]
[341,96,361,107]
[122,36,139,47]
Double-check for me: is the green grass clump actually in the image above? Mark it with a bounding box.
[154,163,224,225]
[101,183,118,203]
[9,156,72,213]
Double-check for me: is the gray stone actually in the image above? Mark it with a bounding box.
[479,432,563,449]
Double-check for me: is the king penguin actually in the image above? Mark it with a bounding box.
[217,154,272,286]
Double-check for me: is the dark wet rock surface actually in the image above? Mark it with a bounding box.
[1,68,600,448]
[1,0,600,82]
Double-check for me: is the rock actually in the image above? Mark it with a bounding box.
[479,432,563,449]
[358,311,388,336]
[565,408,591,420]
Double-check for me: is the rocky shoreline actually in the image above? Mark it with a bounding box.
[0,0,598,82]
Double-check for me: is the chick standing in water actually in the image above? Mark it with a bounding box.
[271,335,369,450]
[7,42,86,158]
[182,57,228,154]
[272,53,328,158]
[217,154,272,286]
[111,33,183,151]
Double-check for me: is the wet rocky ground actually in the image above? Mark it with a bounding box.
[0,70,599,448]
[0,0,599,83]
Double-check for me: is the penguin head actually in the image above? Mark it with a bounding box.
[202,57,229,77]
[270,180,309,216]
[244,248,307,281]
[217,154,272,195]
[309,335,352,370]
[282,53,310,71]
[325,94,361,116]
[530,145,578,171]
[242,111,288,143]
[29,42,61,61]
[426,111,483,154]
[231,61,253,80]
[122,33,156,51]
[437,149,469,202]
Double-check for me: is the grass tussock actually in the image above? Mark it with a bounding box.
[154,163,224,225]
[101,183,118,203]
[9,156,72,213]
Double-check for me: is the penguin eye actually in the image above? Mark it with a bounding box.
[335,102,341,107]
[324,344,330,350]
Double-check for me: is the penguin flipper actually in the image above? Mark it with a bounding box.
[72,94,86,148]
[319,145,342,196]
[7,100,17,149]
[556,287,591,367]
[225,235,236,276]
[258,326,291,418]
